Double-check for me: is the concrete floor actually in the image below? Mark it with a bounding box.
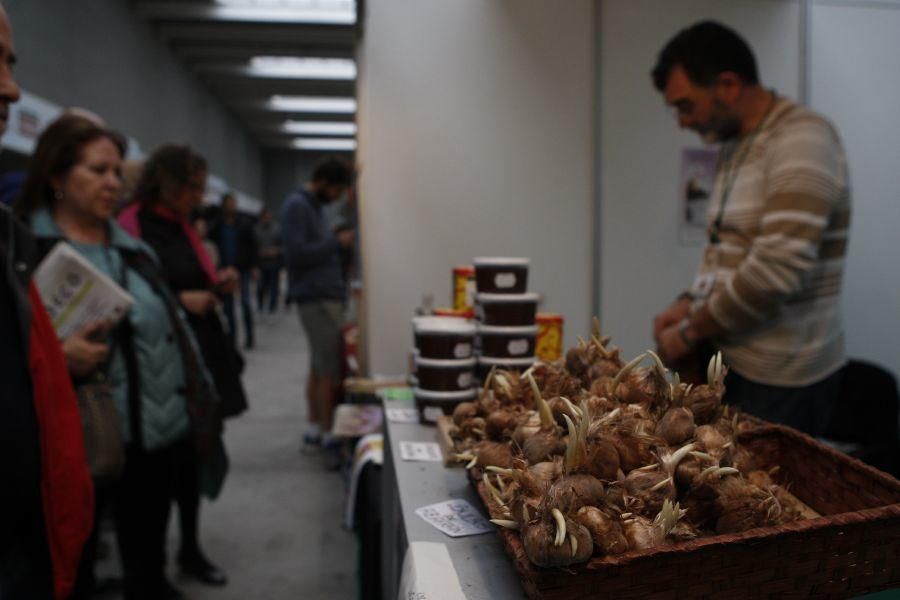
[97,308,358,599]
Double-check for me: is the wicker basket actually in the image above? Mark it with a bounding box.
[474,424,900,599]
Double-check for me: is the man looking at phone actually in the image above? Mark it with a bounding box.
[280,157,355,451]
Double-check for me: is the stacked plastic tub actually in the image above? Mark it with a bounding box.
[411,316,477,424]
[472,257,539,380]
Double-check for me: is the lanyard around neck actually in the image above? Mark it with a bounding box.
[709,92,778,244]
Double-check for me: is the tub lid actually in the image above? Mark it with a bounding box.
[477,355,536,367]
[412,316,476,335]
[472,257,530,267]
[414,387,477,400]
[415,356,477,368]
[476,292,541,303]
[477,324,539,335]
[536,312,564,323]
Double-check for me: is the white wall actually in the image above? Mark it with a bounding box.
[357,0,595,375]
[808,0,900,378]
[597,0,802,359]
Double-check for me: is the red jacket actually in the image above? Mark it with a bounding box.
[28,281,94,600]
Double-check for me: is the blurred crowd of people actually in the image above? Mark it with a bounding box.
[0,4,356,599]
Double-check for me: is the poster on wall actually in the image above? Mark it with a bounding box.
[678,147,718,245]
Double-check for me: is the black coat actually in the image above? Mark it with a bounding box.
[137,207,248,419]
[0,205,52,598]
[210,213,258,271]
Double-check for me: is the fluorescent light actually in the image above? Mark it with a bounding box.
[249,57,356,79]
[269,95,356,113]
[293,138,357,151]
[213,0,356,24]
[284,121,357,135]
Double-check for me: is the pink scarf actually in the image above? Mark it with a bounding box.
[118,202,218,287]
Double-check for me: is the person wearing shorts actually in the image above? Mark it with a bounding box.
[280,157,355,447]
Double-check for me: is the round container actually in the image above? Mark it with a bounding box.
[415,356,476,392]
[535,313,564,361]
[415,387,478,425]
[476,355,536,381]
[412,316,476,359]
[473,257,530,294]
[477,324,538,359]
[476,292,540,326]
[452,266,476,312]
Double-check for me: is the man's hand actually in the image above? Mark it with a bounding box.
[251,267,261,281]
[653,296,692,343]
[63,321,110,378]
[657,323,692,366]
[179,290,219,316]
[216,267,239,295]
[336,229,354,248]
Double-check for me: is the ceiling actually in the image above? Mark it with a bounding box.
[130,0,361,152]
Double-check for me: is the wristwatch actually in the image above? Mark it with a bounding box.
[677,319,697,350]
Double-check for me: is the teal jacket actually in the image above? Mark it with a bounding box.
[31,210,191,451]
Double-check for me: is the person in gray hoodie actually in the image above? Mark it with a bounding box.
[280,157,354,448]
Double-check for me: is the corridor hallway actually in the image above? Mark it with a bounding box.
[172,308,357,599]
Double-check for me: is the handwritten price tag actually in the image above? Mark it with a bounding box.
[415,499,493,538]
[399,441,443,462]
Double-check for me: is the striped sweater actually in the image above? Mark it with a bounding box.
[690,97,851,387]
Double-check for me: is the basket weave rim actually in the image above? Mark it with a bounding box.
[473,422,900,572]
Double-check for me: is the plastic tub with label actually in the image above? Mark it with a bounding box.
[473,257,529,294]
[476,292,540,326]
[412,316,476,359]
[414,356,476,392]
[415,387,477,425]
[477,324,538,359]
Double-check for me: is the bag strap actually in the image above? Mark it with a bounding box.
[104,245,145,449]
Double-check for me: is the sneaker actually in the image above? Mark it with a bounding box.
[302,432,322,447]
[178,550,227,586]
[321,435,343,471]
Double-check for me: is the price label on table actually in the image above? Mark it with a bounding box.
[386,408,420,423]
[399,441,443,462]
[415,499,493,538]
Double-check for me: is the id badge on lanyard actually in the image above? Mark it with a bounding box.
[690,247,719,300]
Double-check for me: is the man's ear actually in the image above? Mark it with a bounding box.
[714,71,743,104]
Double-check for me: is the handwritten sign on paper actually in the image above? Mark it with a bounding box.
[399,441,443,462]
[415,499,493,538]
[386,408,420,423]
[398,542,467,600]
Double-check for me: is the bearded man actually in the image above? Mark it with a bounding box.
[651,21,851,436]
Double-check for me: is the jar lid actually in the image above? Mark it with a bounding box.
[476,324,539,335]
[412,316,476,335]
[414,356,477,368]
[476,292,540,304]
[414,387,477,400]
[477,356,536,367]
[472,257,530,267]
[536,312,564,323]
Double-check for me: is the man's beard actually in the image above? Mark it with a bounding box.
[695,102,741,144]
